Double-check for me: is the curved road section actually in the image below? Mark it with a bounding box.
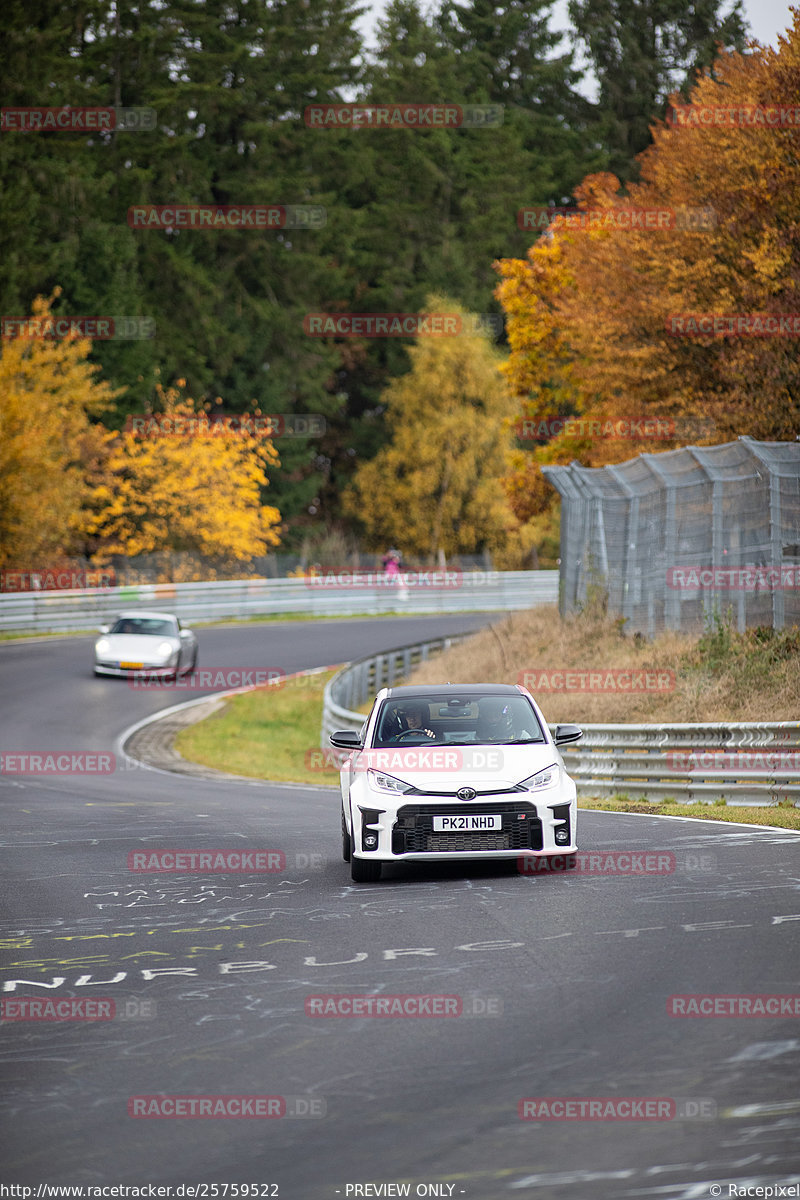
[1,615,799,1199]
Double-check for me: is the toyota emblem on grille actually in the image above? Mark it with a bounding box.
[457,787,477,801]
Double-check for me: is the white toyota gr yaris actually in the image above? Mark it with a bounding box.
[330,683,582,882]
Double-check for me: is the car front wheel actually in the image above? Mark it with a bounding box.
[341,810,351,862]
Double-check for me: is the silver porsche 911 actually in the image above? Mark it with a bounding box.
[93,610,198,678]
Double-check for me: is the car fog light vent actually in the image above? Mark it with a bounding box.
[360,808,383,852]
[550,803,571,821]
[554,828,569,844]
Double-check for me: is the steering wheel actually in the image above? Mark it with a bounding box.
[393,728,434,742]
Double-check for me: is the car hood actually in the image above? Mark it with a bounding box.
[96,634,178,658]
[356,741,560,792]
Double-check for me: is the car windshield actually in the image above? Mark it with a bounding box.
[372,693,546,747]
[110,617,177,637]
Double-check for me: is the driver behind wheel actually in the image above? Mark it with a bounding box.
[395,703,436,740]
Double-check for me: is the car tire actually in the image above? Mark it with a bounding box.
[341,810,351,862]
[350,855,381,883]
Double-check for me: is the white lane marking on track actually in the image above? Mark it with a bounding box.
[727,1040,800,1061]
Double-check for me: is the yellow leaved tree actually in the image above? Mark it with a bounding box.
[0,292,119,569]
[343,297,527,565]
[84,382,282,567]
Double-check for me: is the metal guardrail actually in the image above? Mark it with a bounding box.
[0,571,558,633]
[562,722,800,806]
[321,640,800,807]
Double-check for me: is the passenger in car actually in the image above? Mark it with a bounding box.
[476,699,513,742]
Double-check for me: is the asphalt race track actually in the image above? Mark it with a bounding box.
[1,615,800,1199]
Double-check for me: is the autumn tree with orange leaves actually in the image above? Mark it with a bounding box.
[496,15,800,533]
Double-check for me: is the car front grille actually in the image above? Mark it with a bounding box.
[392,802,542,854]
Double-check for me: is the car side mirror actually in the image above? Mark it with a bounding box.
[554,724,583,745]
[180,629,191,638]
[329,730,363,750]
[98,624,110,635]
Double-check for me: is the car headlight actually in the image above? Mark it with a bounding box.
[367,769,414,795]
[95,638,111,656]
[520,764,561,791]
[156,641,177,660]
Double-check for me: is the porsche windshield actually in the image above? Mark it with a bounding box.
[373,694,546,747]
[109,618,177,637]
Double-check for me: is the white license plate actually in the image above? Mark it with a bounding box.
[432,814,502,832]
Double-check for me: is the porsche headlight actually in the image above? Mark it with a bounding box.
[156,641,177,660]
[367,769,414,795]
[95,638,111,656]
[520,764,561,791]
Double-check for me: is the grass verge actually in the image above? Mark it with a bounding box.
[174,668,341,786]
[581,796,800,830]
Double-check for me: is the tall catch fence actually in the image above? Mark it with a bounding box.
[542,436,800,636]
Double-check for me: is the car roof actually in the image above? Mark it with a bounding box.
[112,611,179,622]
[385,684,522,697]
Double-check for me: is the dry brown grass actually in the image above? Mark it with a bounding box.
[406,605,800,724]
